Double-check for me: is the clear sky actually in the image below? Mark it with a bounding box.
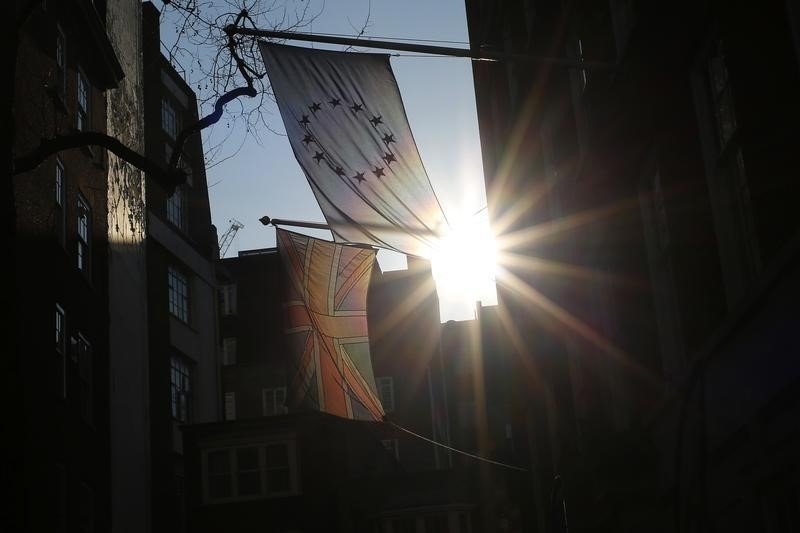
[188,0,496,321]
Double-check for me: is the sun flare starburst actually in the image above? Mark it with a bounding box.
[431,213,498,321]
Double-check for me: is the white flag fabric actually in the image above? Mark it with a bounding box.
[259,43,448,258]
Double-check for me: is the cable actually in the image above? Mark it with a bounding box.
[389,421,528,473]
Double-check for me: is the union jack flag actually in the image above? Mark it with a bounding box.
[277,228,384,421]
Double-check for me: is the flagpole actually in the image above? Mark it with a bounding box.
[259,215,330,231]
[225,27,616,71]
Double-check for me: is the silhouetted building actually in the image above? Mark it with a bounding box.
[217,248,288,421]
[201,248,503,531]
[467,0,800,531]
[441,307,528,533]
[183,411,481,533]
[368,257,453,472]
[10,1,124,531]
[142,3,221,531]
[218,248,453,469]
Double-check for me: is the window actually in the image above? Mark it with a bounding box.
[76,333,92,423]
[207,450,232,499]
[222,338,237,366]
[264,443,291,492]
[56,25,66,101]
[170,355,192,423]
[377,376,395,413]
[162,98,179,140]
[166,186,185,230]
[224,391,236,421]
[55,159,66,246]
[181,158,193,187]
[55,305,66,398]
[55,159,65,207]
[236,447,261,496]
[168,267,189,322]
[219,284,237,315]
[77,68,89,131]
[77,195,90,274]
[262,387,287,416]
[203,441,298,503]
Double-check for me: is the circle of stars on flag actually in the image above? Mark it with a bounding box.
[296,96,399,186]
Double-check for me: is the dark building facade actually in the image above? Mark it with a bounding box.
[368,257,453,472]
[183,412,481,533]
[466,1,800,532]
[217,248,288,422]
[218,247,453,472]
[204,247,509,532]
[142,3,221,531]
[10,1,124,531]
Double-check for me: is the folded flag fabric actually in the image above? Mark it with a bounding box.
[277,228,384,421]
[260,43,448,258]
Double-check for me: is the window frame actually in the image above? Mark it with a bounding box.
[224,391,236,421]
[55,24,66,102]
[219,284,237,316]
[377,376,395,413]
[261,387,287,417]
[55,304,66,398]
[76,67,90,132]
[165,185,186,231]
[167,266,190,323]
[170,354,193,423]
[222,337,237,366]
[161,97,179,141]
[202,440,299,504]
[77,194,90,275]
[55,158,66,246]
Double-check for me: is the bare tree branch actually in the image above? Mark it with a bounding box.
[13,132,186,194]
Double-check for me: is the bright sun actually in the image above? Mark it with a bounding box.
[431,214,498,321]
